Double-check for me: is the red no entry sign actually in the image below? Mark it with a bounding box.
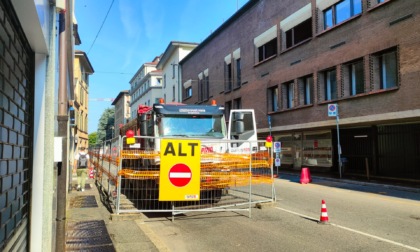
[168,163,192,187]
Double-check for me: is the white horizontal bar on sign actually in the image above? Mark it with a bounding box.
[169,173,191,178]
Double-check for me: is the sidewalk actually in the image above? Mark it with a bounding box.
[65,176,166,252]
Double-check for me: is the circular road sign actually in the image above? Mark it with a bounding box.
[328,104,336,112]
[168,163,192,187]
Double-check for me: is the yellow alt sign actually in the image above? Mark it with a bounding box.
[159,139,201,201]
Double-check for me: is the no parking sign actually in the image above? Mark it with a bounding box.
[328,104,337,117]
[274,142,281,153]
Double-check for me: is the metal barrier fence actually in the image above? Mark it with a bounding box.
[91,136,275,219]
[90,138,120,209]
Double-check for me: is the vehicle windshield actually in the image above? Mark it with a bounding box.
[160,114,226,138]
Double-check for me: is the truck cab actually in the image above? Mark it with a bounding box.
[138,102,257,154]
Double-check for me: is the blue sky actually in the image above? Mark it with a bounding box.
[75,0,248,133]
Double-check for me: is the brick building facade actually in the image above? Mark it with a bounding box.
[180,0,420,181]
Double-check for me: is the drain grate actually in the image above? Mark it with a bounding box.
[66,220,115,251]
[70,195,98,208]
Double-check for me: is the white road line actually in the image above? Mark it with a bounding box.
[275,206,420,252]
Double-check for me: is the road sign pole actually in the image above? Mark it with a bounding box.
[336,107,342,179]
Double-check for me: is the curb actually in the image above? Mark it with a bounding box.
[279,171,420,194]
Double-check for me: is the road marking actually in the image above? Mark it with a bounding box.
[275,207,420,252]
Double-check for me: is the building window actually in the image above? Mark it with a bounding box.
[225,100,232,120]
[324,69,337,101]
[285,18,312,49]
[282,81,294,109]
[199,74,209,102]
[343,59,365,97]
[368,0,387,8]
[258,38,277,62]
[298,75,313,106]
[186,87,192,98]
[172,85,175,101]
[302,131,333,167]
[233,97,241,109]
[268,86,279,112]
[372,48,398,90]
[225,62,232,92]
[380,51,398,89]
[172,64,176,79]
[163,74,166,88]
[324,0,362,29]
[236,58,241,88]
[199,78,204,102]
[204,75,209,100]
[348,60,365,96]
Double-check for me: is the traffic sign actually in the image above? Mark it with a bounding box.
[159,139,201,201]
[274,142,281,153]
[328,103,337,117]
[275,158,281,166]
[169,163,192,187]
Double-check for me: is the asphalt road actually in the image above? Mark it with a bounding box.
[141,173,420,252]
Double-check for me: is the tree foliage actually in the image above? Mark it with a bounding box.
[88,132,97,147]
[97,107,115,142]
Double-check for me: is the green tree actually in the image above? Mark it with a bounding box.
[88,132,98,147]
[97,107,115,142]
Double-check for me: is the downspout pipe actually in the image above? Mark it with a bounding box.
[56,7,68,252]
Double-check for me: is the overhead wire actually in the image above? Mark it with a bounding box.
[87,0,115,55]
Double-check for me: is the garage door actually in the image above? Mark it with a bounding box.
[0,0,34,250]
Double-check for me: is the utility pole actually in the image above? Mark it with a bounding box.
[56,3,69,250]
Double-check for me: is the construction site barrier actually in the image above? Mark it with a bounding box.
[91,136,276,219]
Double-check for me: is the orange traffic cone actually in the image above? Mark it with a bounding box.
[319,199,329,224]
[300,167,311,184]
